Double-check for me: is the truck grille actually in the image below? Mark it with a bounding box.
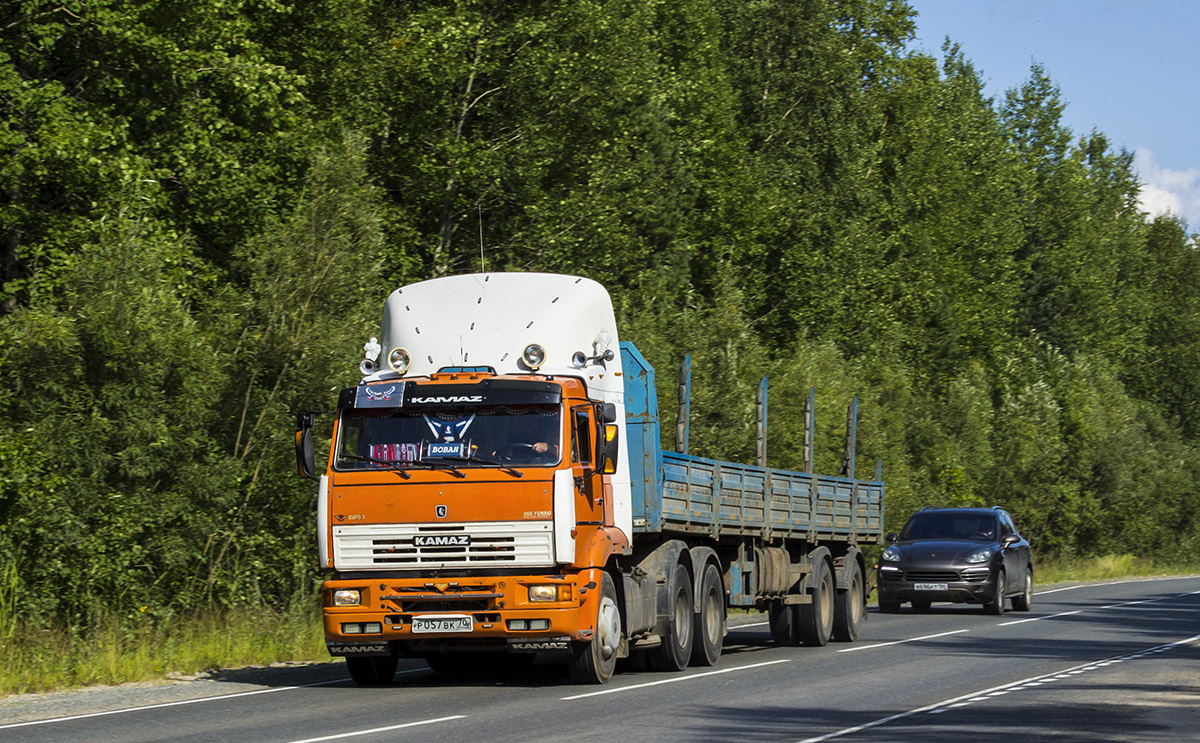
[333,521,554,569]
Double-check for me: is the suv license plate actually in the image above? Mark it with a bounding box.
[411,615,473,634]
[914,582,948,591]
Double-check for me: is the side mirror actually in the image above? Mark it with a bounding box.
[1002,534,1020,546]
[886,532,898,544]
[295,411,318,481]
[601,402,618,423]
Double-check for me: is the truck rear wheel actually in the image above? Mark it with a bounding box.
[832,561,864,642]
[346,655,398,686]
[691,563,725,666]
[568,572,621,684]
[768,600,801,646]
[799,558,834,647]
[650,563,694,671]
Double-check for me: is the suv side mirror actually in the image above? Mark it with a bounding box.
[1002,534,1020,546]
[295,411,318,481]
[886,532,898,544]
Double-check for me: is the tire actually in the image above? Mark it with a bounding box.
[799,558,834,647]
[346,655,398,686]
[691,563,725,666]
[910,599,931,613]
[768,599,801,646]
[568,571,622,684]
[650,563,694,671]
[832,562,864,642]
[1012,569,1033,612]
[984,569,1006,615]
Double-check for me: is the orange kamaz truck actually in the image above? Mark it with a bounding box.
[295,273,883,684]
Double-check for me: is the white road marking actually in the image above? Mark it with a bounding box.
[283,715,466,743]
[796,633,1200,742]
[0,668,429,730]
[999,609,1083,626]
[836,629,969,653]
[560,659,790,700]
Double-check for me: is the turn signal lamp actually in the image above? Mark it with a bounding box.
[522,343,546,370]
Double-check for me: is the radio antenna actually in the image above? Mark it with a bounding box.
[478,204,485,273]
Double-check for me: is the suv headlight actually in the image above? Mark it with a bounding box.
[881,546,902,562]
[965,547,994,564]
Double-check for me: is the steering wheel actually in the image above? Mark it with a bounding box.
[497,443,537,462]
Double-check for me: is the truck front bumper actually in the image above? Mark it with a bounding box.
[322,569,603,657]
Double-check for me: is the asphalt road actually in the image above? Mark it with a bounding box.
[2,576,1197,743]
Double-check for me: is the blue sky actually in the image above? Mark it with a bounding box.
[905,0,1199,231]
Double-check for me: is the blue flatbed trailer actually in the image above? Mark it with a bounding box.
[619,342,883,612]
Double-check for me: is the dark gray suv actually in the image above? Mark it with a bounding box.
[875,506,1033,614]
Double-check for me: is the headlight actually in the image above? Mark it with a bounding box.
[333,589,362,606]
[881,546,902,562]
[522,343,546,369]
[528,585,557,602]
[387,347,411,374]
[965,547,994,564]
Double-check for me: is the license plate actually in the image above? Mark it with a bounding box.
[411,615,473,634]
[914,582,948,591]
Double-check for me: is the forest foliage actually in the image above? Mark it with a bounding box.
[2,0,1198,627]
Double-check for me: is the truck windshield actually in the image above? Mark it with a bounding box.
[900,514,998,541]
[336,403,561,470]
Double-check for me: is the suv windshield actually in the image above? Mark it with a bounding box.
[336,403,561,470]
[900,513,998,541]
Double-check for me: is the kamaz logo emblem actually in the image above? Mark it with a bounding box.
[411,395,483,404]
[510,640,569,651]
[435,505,448,518]
[414,534,469,547]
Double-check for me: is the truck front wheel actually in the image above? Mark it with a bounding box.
[568,572,621,684]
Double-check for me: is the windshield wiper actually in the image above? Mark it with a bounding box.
[417,459,466,478]
[436,454,523,478]
[336,454,412,479]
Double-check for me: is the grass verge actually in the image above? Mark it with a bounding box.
[0,604,327,697]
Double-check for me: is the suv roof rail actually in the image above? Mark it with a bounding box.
[990,505,1006,512]
[919,505,938,511]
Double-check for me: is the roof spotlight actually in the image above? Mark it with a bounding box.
[387,347,411,374]
[523,343,546,370]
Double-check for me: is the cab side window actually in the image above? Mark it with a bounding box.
[573,408,592,466]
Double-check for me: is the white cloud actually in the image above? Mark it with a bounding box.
[1134,148,1200,231]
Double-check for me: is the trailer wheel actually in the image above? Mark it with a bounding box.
[799,558,834,647]
[691,563,725,666]
[346,655,398,686]
[832,561,864,642]
[650,563,694,671]
[568,572,621,684]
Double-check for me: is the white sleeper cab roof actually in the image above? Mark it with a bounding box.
[368,272,625,403]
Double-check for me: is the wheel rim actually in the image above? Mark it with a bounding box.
[674,586,691,648]
[597,594,620,660]
[819,570,834,629]
[703,584,721,646]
